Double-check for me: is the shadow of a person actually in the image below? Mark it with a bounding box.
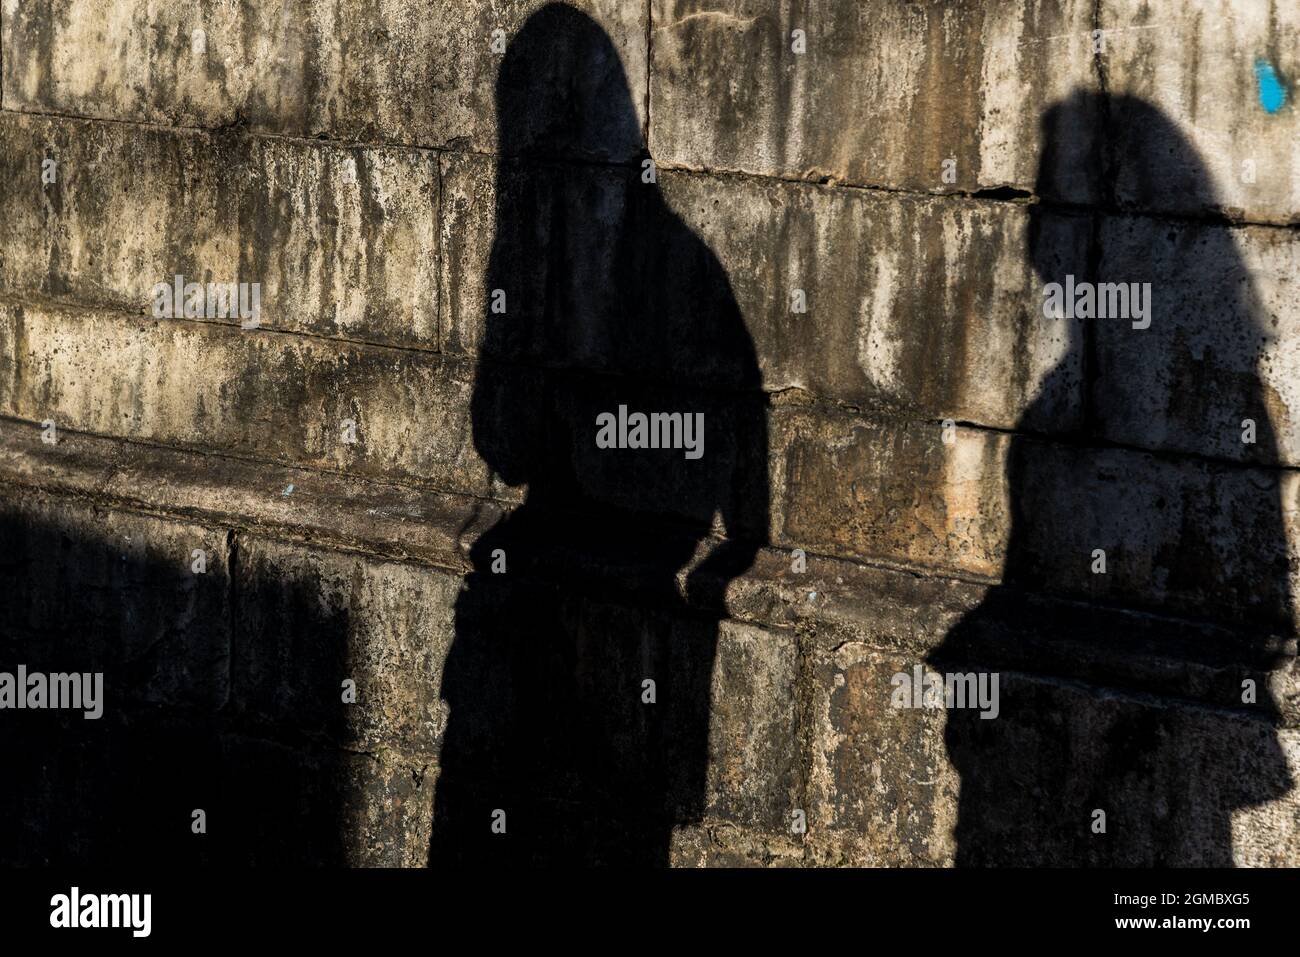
[429,3,768,866]
[0,502,355,866]
[929,90,1293,866]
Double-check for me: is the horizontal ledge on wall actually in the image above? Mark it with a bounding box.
[0,417,1291,724]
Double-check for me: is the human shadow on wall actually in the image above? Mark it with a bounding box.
[429,3,768,866]
[929,91,1293,866]
[0,494,356,866]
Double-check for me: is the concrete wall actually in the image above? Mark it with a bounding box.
[0,0,1297,865]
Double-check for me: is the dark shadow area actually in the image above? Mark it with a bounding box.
[929,91,1293,865]
[0,491,354,865]
[428,3,767,866]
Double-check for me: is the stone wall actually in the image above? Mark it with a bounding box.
[0,0,1297,866]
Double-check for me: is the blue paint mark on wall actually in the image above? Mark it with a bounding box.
[1255,59,1287,114]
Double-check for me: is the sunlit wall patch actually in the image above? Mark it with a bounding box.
[1255,58,1287,114]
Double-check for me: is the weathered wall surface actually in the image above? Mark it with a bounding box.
[0,0,1298,866]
